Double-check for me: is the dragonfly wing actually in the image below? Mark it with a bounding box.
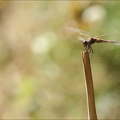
[94,33,112,38]
[68,27,91,37]
[78,37,86,42]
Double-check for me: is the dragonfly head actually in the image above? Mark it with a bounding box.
[83,40,88,47]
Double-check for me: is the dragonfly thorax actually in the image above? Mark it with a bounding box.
[88,37,96,45]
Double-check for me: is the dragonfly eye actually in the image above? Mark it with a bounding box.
[83,40,88,44]
[83,40,88,47]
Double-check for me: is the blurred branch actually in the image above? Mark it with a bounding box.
[81,51,97,120]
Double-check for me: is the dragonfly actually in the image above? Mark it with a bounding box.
[68,27,120,53]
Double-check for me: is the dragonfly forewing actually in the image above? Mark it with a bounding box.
[68,27,92,37]
[94,33,112,38]
[78,37,86,42]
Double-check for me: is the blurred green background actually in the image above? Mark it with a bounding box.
[0,1,120,119]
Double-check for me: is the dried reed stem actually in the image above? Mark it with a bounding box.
[81,51,98,120]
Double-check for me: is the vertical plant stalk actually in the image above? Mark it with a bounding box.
[81,51,98,120]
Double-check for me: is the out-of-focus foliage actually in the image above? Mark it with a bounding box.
[0,1,120,119]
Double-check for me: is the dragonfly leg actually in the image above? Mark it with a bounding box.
[83,45,93,55]
[83,47,90,53]
[83,47,87,51]
[89,47,94,58]
[88,47,93,54]
[84,47,93,58]
[86,44,93,53]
